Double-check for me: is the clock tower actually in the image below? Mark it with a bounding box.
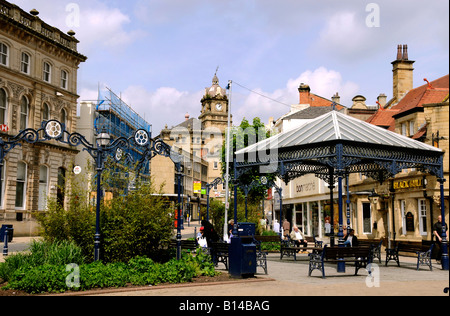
[199,74,231,133]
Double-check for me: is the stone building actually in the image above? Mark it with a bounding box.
[352,46,449,244]
[151,74,231,220]
[0,1,86,235]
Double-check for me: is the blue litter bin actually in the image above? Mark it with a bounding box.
[229,222,256,278]
[0,225,13,243]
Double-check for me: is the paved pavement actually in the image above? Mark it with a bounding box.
[2,224,449,296]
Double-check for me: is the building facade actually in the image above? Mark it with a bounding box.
[151,74,231,220]
[0,1,86,235]
[352,46,449,244]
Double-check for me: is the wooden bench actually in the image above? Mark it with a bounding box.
[308,245,372,278]
[357,238,383,263]
[385,241,434,270]
[210,242,230,270]
[280,236,323,261]
[169,239,198,253]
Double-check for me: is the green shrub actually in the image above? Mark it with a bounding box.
[0,240,84,282]
[37,178,174,263]
[1,243,219,294]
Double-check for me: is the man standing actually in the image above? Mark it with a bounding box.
[433,215,448,263]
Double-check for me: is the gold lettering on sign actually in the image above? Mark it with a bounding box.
[393,178,423,190]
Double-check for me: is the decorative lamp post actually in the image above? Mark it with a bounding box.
[132,131,185,260]
[42,120,130,261]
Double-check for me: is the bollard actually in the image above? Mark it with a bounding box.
[3,227,9,256]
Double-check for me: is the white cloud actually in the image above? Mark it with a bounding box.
[11,0,146,54]
[234,67,359,125]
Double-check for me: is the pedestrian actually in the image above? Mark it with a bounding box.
[197,227,208,248]
[290,226,308,253]
[343,229,358,247]
[201,220,219,247]
[433,215,448,263]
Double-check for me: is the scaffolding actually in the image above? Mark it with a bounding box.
[94,87,152,175]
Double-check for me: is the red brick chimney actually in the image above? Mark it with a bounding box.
[298,83,311,104]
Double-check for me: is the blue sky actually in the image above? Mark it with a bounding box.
[12,0,450,134]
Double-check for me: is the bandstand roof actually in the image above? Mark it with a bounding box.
[235,110,444,184]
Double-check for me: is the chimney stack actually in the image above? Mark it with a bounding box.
[397,45,402,60]
[377,94,387,108]
[392,44,415,103]
[332,92,341,105]
[298,83,311,104]
[402,44,409,60]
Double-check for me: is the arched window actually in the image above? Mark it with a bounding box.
[15,161,27,209]
[0,88,7,126]
[20,96,29,130]
[61,108,67,127]
[42,103,50,122]
[38,165,49,211]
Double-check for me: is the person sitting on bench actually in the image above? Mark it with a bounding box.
[343,229,359,247]
[290,226,308,253]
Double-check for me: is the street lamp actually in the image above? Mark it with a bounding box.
[42,120,130,261]
[132,130,186,260]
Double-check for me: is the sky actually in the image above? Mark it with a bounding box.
[12,0,450,134]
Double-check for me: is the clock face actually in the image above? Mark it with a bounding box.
[216,103,223,111]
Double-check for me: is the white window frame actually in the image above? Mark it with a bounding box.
[0,42,8,67]
[61,70,68,90]
[0,88,7,126]
[15,161,27,210]
[401,122,407,136]
[21,52,30,75]
[418,199,427,235]
[43,62,52,83]
[409,121,415,137]
[400,200,407,235]
[38,165,49,211]
[20,96,29,131]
